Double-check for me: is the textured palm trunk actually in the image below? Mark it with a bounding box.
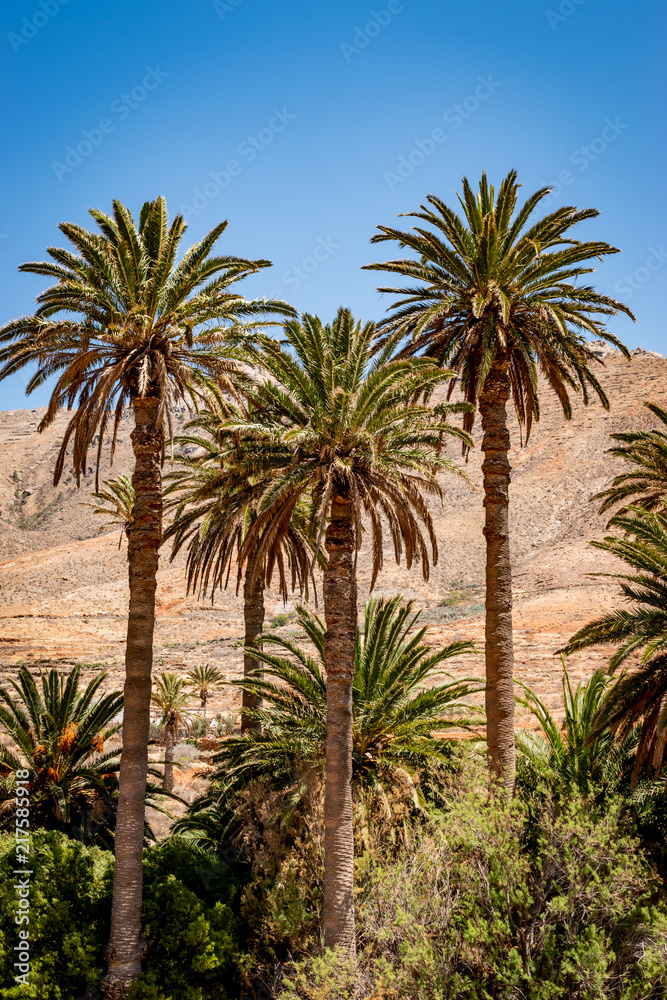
[322,491,357,955]
[479,356,516,787]
[200,691,207,730]
[103,397,162,997]
[162,716,175,792]
[241,562,265,734]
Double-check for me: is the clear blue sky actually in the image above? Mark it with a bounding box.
[1,0,665,409]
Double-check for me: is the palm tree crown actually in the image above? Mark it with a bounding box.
[0,664,122,836]
[83,473,136,546]
[364,169,634,440]
[236,308,471,586]
[0,196,291,486]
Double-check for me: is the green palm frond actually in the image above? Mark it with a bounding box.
[593,401,667,521]
[560,507,667,669]
[151,672,199,733]
[82,474,135,546]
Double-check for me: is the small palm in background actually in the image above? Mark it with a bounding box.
[151,672,199,791]
[186,664,224,729]
[179,597,480,846]
[83,473,135,546]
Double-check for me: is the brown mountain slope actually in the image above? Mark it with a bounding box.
[0,345,666,723]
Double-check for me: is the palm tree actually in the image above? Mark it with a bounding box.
[0,196,291,994]
[185,664,224,730]
[560,508,667,669]
[516,663,635,797]
[364,169,634,784]
[165,389,321,733]
[560,507,667,783]
[177,596,479,843]
[593,401,667,521]
[0,664,123,837]
[229,308,471,953]
[151,672,199,792]
[83,474,135,547]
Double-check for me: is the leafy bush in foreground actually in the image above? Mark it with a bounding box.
[279,791,667,1000]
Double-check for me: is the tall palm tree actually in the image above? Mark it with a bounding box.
[0,197,291,995]
[178,598,479,853]
[185,664,224,729]
[364,170,634,783]
[229,308,471,953]
[150,672,199,792]
[593,401,667,521]
[165,390,321,733]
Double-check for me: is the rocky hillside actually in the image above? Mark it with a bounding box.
[0,343,666,724]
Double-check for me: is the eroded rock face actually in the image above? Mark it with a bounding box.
[1,350,666,723]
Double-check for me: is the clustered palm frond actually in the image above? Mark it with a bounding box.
[364,169,634,441]
[233,309,472,587]
[179,597,480,836]
[561,507,667,670]
[593,401,667,521]
[516,664,637,797]
[0,197,292,487]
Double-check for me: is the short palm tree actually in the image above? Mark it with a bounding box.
[178,597,479,840]
[83,474,135,547]
[0,196,291,992]
[561,507,667,669]
[151,672,199,791]
[593,401,667,521]
[364,170,634,784]
[186,664,225,729]
[165,388,321,733]
[516,664,634,797]
[0,664,123,837]
[232,308,471,953]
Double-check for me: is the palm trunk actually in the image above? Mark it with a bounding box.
[241,562,265,734]
[163,717,175,792]
[103,397,162,997]
[201,692,207,731]
[479,357,516,786]
[322,490,356,955]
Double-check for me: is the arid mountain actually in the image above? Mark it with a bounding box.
[1,344,666,726]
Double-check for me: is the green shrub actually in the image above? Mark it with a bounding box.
[279,791,667,999]
[0,830,113,999]
[0,833,246,1000]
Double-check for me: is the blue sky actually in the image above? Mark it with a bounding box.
[1,0,665,409]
